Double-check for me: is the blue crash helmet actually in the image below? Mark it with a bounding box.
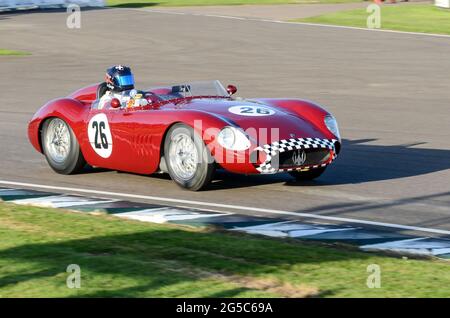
[106,65,135,92]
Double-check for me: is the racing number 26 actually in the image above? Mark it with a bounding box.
[239,106,271,115]
[92,121,109,149]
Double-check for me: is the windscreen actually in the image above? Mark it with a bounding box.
[170,80,229,98]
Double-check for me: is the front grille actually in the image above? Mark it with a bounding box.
[272,148,331,170]
[252,137,338,174]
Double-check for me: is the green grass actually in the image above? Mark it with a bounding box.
[0,202,449,298]
[296,4,450,35]
[107,0,361,8]
[0,49,29,56]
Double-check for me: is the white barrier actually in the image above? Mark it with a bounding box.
[0,0,104,9]
[435,0,450,8]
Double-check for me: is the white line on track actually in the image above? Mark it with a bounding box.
[126,8,450,39]
[1,180,449,236]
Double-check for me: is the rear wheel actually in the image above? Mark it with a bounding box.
[289,167,326,181]
[42,118,86,175]
[164,123,215,191]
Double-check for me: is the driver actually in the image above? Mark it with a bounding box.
[98,65,148,109]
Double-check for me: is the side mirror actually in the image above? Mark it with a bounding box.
[110,98,121,109]
[227,85,237,96]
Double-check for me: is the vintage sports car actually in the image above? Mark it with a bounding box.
[28,80,341,190]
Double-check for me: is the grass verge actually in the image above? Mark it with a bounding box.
[0,202,448,297]
[0,49,30,56]
[107,0,361,9]
[295,4,450,36]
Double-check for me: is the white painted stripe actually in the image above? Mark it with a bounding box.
[127,8,450,39]
[1,180,450,235]
[0,188,17,192]
[233,221,356,238]
[361,238,450,256]
[195,14,247,20]
[117,207,230,224]
[272,21,450,39]
[12,195,116,208]
[289,228,355,238]
[117,207,180,215]
[241,228,355,238]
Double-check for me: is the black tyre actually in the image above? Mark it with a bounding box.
[164,123,215,191]
[289,167,327,181]
[41,118,86,175]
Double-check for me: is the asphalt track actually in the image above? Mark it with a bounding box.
[0,8,449,236]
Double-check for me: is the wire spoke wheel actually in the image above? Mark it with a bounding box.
[42,118,86,175]
[45,118,71,163]
[164,124,215,191]
[168,132,199,181]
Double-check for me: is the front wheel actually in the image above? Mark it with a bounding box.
[164,123,215,191]
[289,167,326,181]
[42,118,86,175]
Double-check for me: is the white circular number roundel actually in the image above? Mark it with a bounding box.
[228,105,275,117]
[88,113,113,158]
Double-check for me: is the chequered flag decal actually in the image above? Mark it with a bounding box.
[255,138,338,174]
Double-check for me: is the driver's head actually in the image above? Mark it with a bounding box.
[105,65,135,92]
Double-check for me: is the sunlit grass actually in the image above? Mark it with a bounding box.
[296,4,450,36]
[0,202,449,297]
[0,49,30,56]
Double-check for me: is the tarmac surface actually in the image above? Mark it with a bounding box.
[143,3,368,20]
[0,8,449,236]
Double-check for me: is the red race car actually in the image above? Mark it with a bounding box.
[28,80,341,191]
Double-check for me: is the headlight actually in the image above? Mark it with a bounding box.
[324,115,340,140]
[217,127,251,151]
